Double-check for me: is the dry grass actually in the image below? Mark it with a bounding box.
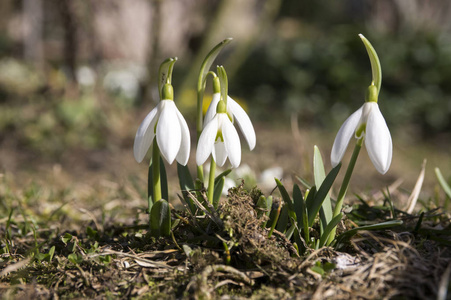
[1,175,450,299]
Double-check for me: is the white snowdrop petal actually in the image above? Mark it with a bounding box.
[365,104,392,174]
[330,106,363,167]
[196,117,219,166]
[133,105,159,163]
[212,141,228,167]
[227,96,256,150]
[156,101,181,164]
[175,108,191,166]
[203,93,221,129]
[221,114,241,168]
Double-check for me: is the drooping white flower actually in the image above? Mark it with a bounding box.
[204,93,256,151]
[133,99,190,165]
[331,101,392,174]
[197,102,242,168]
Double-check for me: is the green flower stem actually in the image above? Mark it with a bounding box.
[327,139,362,245]
[152,142,162,204]
[207,159,217,203]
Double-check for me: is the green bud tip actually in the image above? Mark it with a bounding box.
[216,100,227,113]
[213,76,220,94]
[365,84,378,103]
[162,83,174,100]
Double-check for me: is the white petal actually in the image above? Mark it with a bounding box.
[203,93,221,129]
[196,116,219,166]
[156,101,181,164]
[175,108,191,166]
[221,114,241,168]
[365,104,392,174]
[133,105,159,163]
[227,96,256,150]
[212,141,228,167]
[330,106,363,167]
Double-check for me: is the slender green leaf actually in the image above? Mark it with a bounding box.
[267,201,282,237]
[177,163,196,213]
[295,186,311,242]
[313,146,332,234]
[285,223,296,240]
[319,213,343,247]
[275,178,296,221]
[305,186,317,211]
[213,177,225,209]
[413,212,424,234]
[435,168,451,199]
[293,184,306,229]
[150,199,171,237]
[308,164,341,227]
[276,205,289,233]
[215,169,232,186]
[336,220,403,245]
[295,176,312,189]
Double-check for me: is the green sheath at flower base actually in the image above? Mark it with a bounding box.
[365,84,378,103]
[359,34,381,94]
[162,84,174,101]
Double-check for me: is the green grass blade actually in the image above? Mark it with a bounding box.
[275,179,296,219]
[213,177,225,209]
[177,163,196,213]
[435,168,451,199]
[313,145,332,234]
[308,164,341,227]
[215,169,232,186]
[319,213,343,247]
[293,184,310,242]
[295,176,312,189]
[293,184,305,229]
[276,205,289,233]
[336,220,403,245]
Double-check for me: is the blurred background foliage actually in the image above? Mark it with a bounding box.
[0,0,449,181]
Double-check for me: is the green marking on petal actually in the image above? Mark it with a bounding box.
[355,123,366,139]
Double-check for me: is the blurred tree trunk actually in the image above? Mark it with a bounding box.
[141,0,163,106]
[58,0,78,84]
[0,0,13,34]
[23,0,44,73]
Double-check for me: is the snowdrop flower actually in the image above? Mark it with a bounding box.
[197,100,244,168]
[134,84,190,165]
[204,92,256,151]
[331,85,392,174]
